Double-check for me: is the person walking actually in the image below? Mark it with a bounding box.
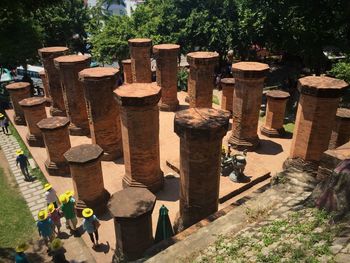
[82,208,100,248]
[44,183,59,208]
[48,203,62,235]
[48,238,69,263]
[15,149,31,181]
[14,243,29,263]
[59,194,77,233]
[37,209,55,247]
[0,113,9,135]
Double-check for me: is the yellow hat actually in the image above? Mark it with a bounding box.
[38,209,48,221]
[82,208,93,218]
[44,183,52,191]
[48,203,55,213]
[0,113,4,118]
[16,149,24,156]
[50,238,63,250]
[65,190,74,198]
[15,243,29,253]
[59,194,68,204]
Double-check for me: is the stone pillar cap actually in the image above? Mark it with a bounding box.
[108,187,156,219]
[153,44,180,54]
[221,78,235,85]
[19,97,46,107]
[64,144,104,164]
[114,83,161,107]
[336,108,350,119]
[39,70,45,76]
[128,38,152,47]
[266,90,290,100]
[174,108,230,139]
[38,46,69,58]
[79,67,119,81]
[298,76,348,98]
[122,59,131,64]
[232,62,269,79]
[187,51,219,65]
[54,55,91,68]
[6,82,30,90]
[37,116,70,130]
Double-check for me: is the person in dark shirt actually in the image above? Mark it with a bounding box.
[14,243,29,263]
[15,149,31,181]
[0,113,9,134]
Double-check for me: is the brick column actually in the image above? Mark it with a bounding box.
[260,90,290,137]
[79,67,122,161]
[54,55,90,136]
[108,187,156,262]
[285,76,348,171]
[228,62,269,150]
[153,44,180,111]
[115,83,163,192]
[19,97,46,147]
[187,51,219,108]
[6,82,31,125]
[64,144,110,216]
[37,117,71,176]
[128,38,152,83]
[174,108,230,231]
[122,59,133,84]
[38,46,69,116]
[329,108,350,149]
[39,70,52,106]
[220,78,235,113]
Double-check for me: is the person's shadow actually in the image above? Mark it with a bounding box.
[93,241,110,254]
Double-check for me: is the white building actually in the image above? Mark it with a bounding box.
[86,0,144,16]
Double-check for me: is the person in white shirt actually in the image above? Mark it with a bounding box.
[44,183,59,208]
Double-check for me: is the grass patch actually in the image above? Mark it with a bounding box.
[212,95,220,105]
[9,124,47,185]
[0,167,36,247]
[283,122,295,133]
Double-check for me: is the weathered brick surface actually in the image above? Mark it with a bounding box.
[54,55,90,136]
[228,62,269,150]
[153,44,180,111]
[328,108,350,150]
[122,59,133,84]
[19,97,47,147]
[6,82,31,125]
[260,90,290,137]
[115,83,163,192]
[64,144,109,216]
[38,46,69,116]
[220,78,235,113]
[37,117,71,176]
[289,76,348,163]
[108,188,156,262]
[79,67,123,161]
[174,108,230,230]
[39,70,52,105]
[128,38,152,83]
[187,52,219,108]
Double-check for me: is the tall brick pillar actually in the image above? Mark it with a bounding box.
[37,117,71,176]
[174,108,230,231]
[64,144,110,216]
[19,97,46,147]
[221,78,235,113]
[128,38,152,83]
[187,51,219,108]
[79,68,122,161]
[38,46,69,116]
[153,44,180,111]
[285,76,348,172]
[228,62,269,150]
[329,108,350,149]
[39,70,52,106]
[108,188,156,262]
[260,90,290,137]
[54,55,91,136]
[6,82,31,125]
[122,59,133,84]
[115,83,163,192]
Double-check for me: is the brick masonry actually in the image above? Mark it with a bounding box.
[128,38,152,83]
[6,82,31,125]
[39,70,52,106]
[328,108,350,150]
[220,78,235,113]
[122,59,133,84]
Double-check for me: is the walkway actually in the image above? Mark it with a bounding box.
[0,131,96,263]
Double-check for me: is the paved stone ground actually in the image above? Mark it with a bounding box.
[0,131,96,263]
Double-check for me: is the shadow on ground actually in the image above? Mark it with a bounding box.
[156,176,180,202]
[256,139,283,155]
